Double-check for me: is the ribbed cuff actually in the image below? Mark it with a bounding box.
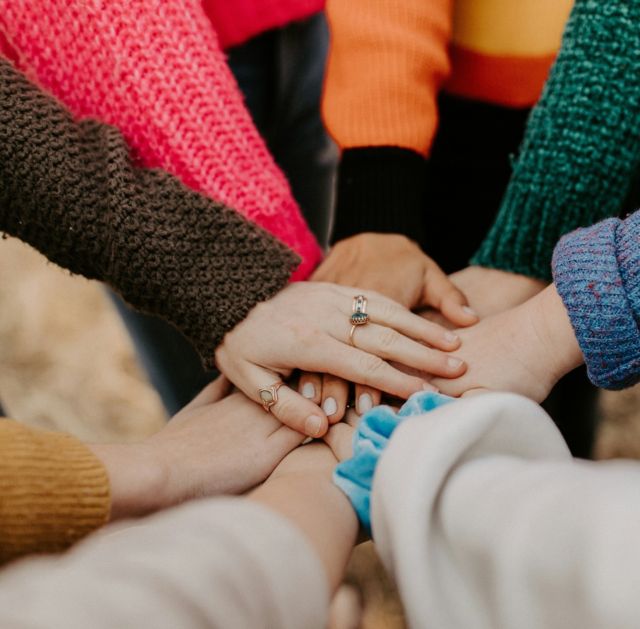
[552,215,640,390]
[331,147,427,244]
[471,178,560,281]
[0,421,110,563]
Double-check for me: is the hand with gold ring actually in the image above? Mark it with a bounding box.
[215,282,467,438]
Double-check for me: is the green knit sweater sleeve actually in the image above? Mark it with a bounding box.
[472,0,640,281]
[0,58,299,367]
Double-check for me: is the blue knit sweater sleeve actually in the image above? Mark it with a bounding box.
[552,210,640,389]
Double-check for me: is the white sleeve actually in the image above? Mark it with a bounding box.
[371,392,640,629]
[0,498,328,629]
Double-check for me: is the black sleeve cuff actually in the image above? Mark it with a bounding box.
[331,147,427,244]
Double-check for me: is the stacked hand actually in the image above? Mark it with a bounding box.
[215,281,467,438]
[431,284,584,401]
[90,377,306,521]
[296,234,478,421]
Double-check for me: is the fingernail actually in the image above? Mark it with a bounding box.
[422,382,439,392]
[448,357,464,370]
[302,382,315,399]
[323,397,338,416]
[444,331,459,344]
[358,393,373,414]
[305,415,323,437]
[463,306,478,318]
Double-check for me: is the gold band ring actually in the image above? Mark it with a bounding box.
[349,324,359,347]
[258,381,284,412]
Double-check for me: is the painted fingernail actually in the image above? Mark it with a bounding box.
[358,393,373,414]
[323,397,338,416]
[302,382,315,399]
[463,306,478,318]
[422,382,439,392]
[444,331,459,344]
[305,415,323,437]
[448,357,464,370]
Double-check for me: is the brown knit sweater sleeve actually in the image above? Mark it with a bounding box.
[0,420,110,564]
[0,58,300,367]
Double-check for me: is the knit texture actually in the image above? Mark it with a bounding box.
[331,148,427,244]
[553,212,640,390]
[0,421,110,564]
[0,58,299,367]
[0,0,322,280]
[203,0,323,50]
[473,0,640,280]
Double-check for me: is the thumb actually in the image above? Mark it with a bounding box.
[421,265,478,328]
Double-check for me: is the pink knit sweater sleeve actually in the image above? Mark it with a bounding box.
[0,0,322,280]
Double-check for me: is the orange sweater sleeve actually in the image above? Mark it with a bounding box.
[0,420,110,564]
[323,0,453,155]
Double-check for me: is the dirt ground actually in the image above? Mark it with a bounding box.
[2,237,639,628]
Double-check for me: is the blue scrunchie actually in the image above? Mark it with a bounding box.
[333,391,453,532]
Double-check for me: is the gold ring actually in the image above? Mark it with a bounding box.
[258,381,284,412]
[351,294,369,326]
[349,324,359,347]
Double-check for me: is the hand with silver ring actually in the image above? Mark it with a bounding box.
[215,282,467,438]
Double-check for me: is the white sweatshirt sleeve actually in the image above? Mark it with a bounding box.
[0,498,328,629]
[371,392,640,629]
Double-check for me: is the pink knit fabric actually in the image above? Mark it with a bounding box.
[204,0,324,50]
[0,0,322,280]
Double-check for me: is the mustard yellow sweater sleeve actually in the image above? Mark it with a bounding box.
[0,420,110,564]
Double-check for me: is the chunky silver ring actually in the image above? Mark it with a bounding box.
[258,381,284,412]
[351,294,370,326]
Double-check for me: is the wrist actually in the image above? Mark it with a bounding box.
[88,443,169,520]
[527,285,584,381]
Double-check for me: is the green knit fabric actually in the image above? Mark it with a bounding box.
[472,0,640,281]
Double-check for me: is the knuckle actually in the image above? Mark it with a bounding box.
[378,328,399,350]
[275,395,312,427]
[359,353,385,378]
[379,300,399,322]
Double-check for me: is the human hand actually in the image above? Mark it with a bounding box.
[313,233,478,319]
[215,282,467,438]
[301,235,477,423]
[449,266,547,318]
[431,285,584,401]
[322,408,360,462]
[91,378,305,520]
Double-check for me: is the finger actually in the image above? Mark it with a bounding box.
[184,375,232,410]
[298,372,323,405]
[245,364,329,438]
[346,323,466,378]
[423,265,478,328]
[344,407,362,428]
[268,424,309,453]
[345,294,462,350]
[321,374,350,424]
[354,384,381,416]
[323,422,355,462]
[312,340,438,400]
[461,387,489,398]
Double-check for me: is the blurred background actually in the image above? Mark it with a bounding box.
[2,236,639,628]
